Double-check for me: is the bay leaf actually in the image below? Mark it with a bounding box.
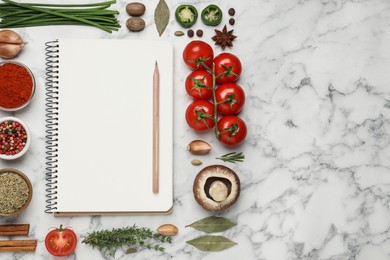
[186,236,237,252]
[154,0,169,36]
[185,216,237,233]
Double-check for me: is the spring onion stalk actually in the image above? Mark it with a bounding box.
[0,0,120,33]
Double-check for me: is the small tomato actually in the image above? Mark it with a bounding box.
[185,100,215,131]
[214,53,242,84]
[185,70,213,99]
[183,41,214,70]
[217,116,247,146]
[45,225,77,257]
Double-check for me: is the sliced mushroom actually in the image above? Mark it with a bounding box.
[193,165,240,212]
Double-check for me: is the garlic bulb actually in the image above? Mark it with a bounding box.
[0,30,25,59]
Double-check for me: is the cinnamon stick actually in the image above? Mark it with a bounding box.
[0,224,30,236]
[0,240,37,252]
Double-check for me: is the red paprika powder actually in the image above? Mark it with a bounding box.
[0,62,34,109]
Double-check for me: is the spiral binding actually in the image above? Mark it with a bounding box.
[45,41,59,213]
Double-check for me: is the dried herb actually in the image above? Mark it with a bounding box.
[154,0,169,36]
[186,235,237,252]
[216,152,245,163]
[186,216,237,233]
[212,25,237,50]
[0,172,29,214]
[82,225,172,257]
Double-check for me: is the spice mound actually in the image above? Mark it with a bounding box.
[0,62,34,110]
[0,120,28,156]
[0,171,29,214]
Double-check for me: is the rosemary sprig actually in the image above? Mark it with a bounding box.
[82,225,172,257]
[215,152,245,163]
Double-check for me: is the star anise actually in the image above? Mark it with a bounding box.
[211,25,237,50]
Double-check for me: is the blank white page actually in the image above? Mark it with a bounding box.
[55,39,173,213]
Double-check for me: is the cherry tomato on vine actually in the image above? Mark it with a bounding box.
[183,41,214,70]
[215,83,245,115]
[185,70,213,99]
[214,53,242,84]
[217,115,247,146]
[45,225,77,256]
[186,100,215,131]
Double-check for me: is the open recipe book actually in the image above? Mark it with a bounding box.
[45,39,173,216]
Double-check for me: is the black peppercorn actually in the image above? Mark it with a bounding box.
[228,8,235,16]
[196,30,203,37]
[229,18,235,26]
[187,29,194,38]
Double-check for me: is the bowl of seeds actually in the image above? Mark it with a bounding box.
[0,117,31,160]
[0,168,32,217]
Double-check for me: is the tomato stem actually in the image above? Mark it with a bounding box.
[211,62,221,139]
[200,60,221,139]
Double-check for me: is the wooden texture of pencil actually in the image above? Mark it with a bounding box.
[153,61,160,193]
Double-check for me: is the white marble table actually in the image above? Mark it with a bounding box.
[1,0,390,259]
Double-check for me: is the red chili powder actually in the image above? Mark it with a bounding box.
[0,63,33,109]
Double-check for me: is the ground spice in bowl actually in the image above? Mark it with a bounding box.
[0,169,32,216]
[0,62,35,111]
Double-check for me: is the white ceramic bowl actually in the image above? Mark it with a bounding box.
[0,61,36,112]
[0,117,31,160]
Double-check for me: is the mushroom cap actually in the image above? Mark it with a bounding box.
[193,165,240,212]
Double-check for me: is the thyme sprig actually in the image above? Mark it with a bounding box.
[216,152,245,163]
[82,225,172,257]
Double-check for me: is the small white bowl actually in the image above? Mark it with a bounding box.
[0,117,31,160]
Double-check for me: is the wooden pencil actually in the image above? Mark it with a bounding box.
[153,61,160,193]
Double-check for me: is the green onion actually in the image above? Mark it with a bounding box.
[0,0,120,33]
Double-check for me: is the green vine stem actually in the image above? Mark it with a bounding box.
[211,62,221,140]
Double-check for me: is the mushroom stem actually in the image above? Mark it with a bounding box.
[209,180,228,202]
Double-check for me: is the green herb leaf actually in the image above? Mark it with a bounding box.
[186,235,237,252]
[215,152,245,163]
[186,216,237,233]
[154,0,169,36]
[82,225,172,257]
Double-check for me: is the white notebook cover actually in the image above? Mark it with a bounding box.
[53,39,173,214]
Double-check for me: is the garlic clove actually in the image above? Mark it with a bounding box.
[187,140,212,155]
[0,44,24,59]
[0,30,25,59]
[0,30,24,45]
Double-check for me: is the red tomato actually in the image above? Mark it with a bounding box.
[215,83,245,115]
[183,41,214,70]
[45,225,77,257]
[186,100,215,131]
[214,53,242,84]
[217,116,247,146]
[185,70,213,99]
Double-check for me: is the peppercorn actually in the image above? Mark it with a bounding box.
[229,18,235,26]
[0,120,27,155]
[228,8,235,16]
[187,29,194,37]
[196,29,203,37]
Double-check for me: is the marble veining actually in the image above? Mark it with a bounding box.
[0,0,390,259]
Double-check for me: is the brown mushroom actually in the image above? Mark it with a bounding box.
[193,165,240,212]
